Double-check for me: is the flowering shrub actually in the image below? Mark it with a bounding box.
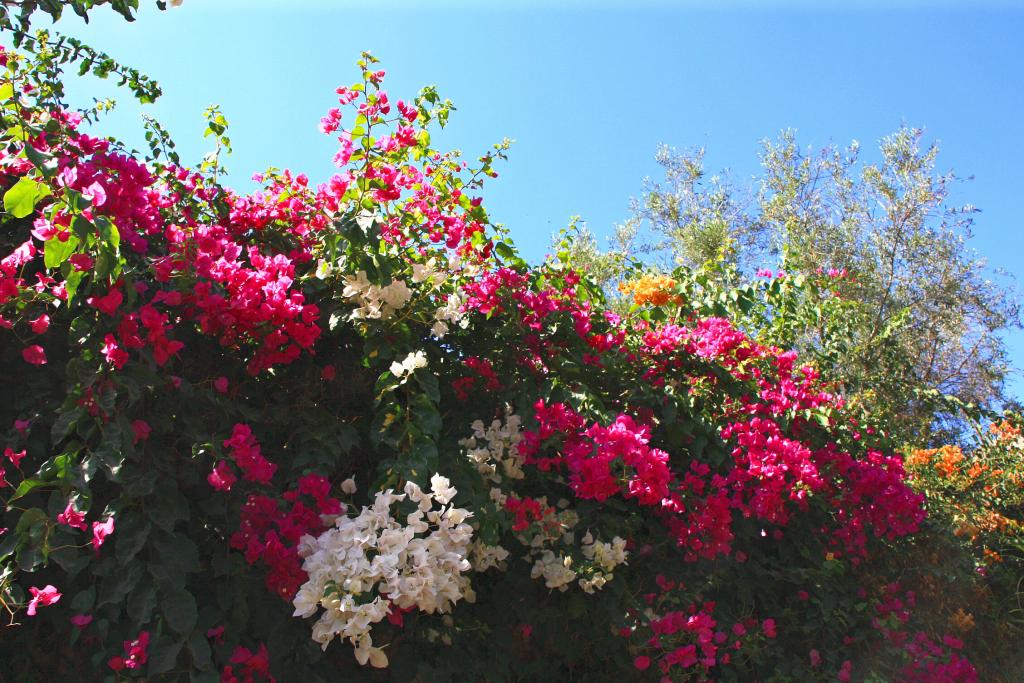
[0,19,1013,683]
[892,420,1024,681]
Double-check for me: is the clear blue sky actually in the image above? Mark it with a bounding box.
[39,0,1024,398]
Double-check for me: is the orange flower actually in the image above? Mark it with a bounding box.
[949,608,976,632]
[966,463,987,480]
[989,419,1022,442]
[619,275,682,307]
[906,448,935,468]
[935,445,965,478]
[983,548,1003,564]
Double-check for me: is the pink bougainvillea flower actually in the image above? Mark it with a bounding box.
[121,631,150,669]
[131,419,152,445]
[26,585,61,616]
[208,461,237,491]
[633,656,651,671]
[22,344,46,366]
[321,364,336,381]
[101,334,129,369]
[57,501,88,530]
[86,288,123,316]
[70,614,94,628]
[104,630,149,670]
[29,313,50,334]
[4,448,26,468]
[206,625,225,643]
[83,181,107,207]
[91,517,115,552]
[14,419,31,434]
[68,253,94,272]
[214,376,229,393]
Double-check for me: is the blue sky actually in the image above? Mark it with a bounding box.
[39,0,1024,397]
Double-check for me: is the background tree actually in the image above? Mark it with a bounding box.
[573,128,1021,445]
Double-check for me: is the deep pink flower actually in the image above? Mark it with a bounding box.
[131,419,152,445]
[70,614,94,628]
[84,181,107,207]
[57,501,87,530]
[208,461,237,491]
[26,585,61,616]
[91,517,115,552]
[86,288,123,316]
[633,655,651,671]
[214,376,229,393]
[22,345,47,366]
[101,334,129,369]
[4,448,26,468]
[69,253,94,272]
[29,314,50,334]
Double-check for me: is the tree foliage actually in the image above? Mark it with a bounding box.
[574,132,1020,445]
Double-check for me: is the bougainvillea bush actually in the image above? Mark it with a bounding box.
[0,18,1013,682]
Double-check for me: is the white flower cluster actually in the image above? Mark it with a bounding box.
[468,539,511,572]
[530,550,579,591]
[293,475,474,668]
[460,408,525,484]
[342,271,412,320]
[430,290,467,338]
[527,531,628,594]
[578,532,629,594]
[389,350,428,378]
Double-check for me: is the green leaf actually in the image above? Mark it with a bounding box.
[147,636,184,677]
[97,561,142,607]
[96,215,120,251]
[115,514,151,563]
[127,579,157,623]
[188,629,213,670]
[152,531,200,576]
[147,483,189,531]
[43,234,79,269]
[161,587,198,634]
[7,478,49,504]
[70,586,96,612]
[3,176,51,218]
[414,369,440,403]
[65,269,85,303]
[24,144,59,177]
